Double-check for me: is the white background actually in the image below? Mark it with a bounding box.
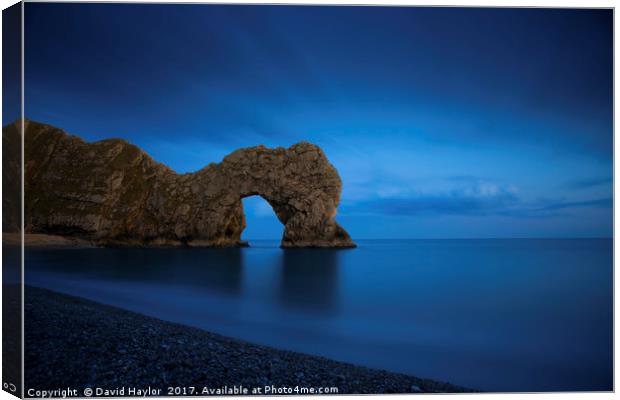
[0,1,616,399]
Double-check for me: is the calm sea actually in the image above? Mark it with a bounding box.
[22,239,612,392]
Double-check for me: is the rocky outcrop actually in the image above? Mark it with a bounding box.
[3,121,21,233]
[12,120,355,248]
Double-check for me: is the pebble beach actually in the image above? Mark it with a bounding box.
[22,286,472,395]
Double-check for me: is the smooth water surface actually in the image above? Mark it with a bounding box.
[25,239,612,391]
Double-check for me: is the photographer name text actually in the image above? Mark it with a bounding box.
[26,385,339,397]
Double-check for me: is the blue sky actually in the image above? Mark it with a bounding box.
[23,4,612,239]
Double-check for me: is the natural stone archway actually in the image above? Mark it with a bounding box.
[197,142,354,248]
[17,120,356,248]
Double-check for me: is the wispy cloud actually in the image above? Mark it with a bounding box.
[340,176,611,219]
[500,197,613,218]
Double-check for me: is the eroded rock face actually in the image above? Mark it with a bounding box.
[15,120,355,248]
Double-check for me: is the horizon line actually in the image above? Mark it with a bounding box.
[243,237,614,240]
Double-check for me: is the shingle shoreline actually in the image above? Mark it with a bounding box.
[22,285,473,396]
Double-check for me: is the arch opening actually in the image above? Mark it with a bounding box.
[241,195,284,246]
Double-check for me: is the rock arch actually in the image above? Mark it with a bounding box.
[20,120,356,248]
[191,142,355,248]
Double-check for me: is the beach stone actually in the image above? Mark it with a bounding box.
[11,119,355,248]
[22,285,473,393]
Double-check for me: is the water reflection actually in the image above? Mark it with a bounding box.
[188,248,243,294]
[278,249,341,314]
[28,245,345,313]
[27,247,244,295]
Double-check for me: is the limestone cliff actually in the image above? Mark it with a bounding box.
[10,120,355,248]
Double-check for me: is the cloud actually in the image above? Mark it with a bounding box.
[340,177,611,219]
[341,178,519,216]
[500,197,613,218]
